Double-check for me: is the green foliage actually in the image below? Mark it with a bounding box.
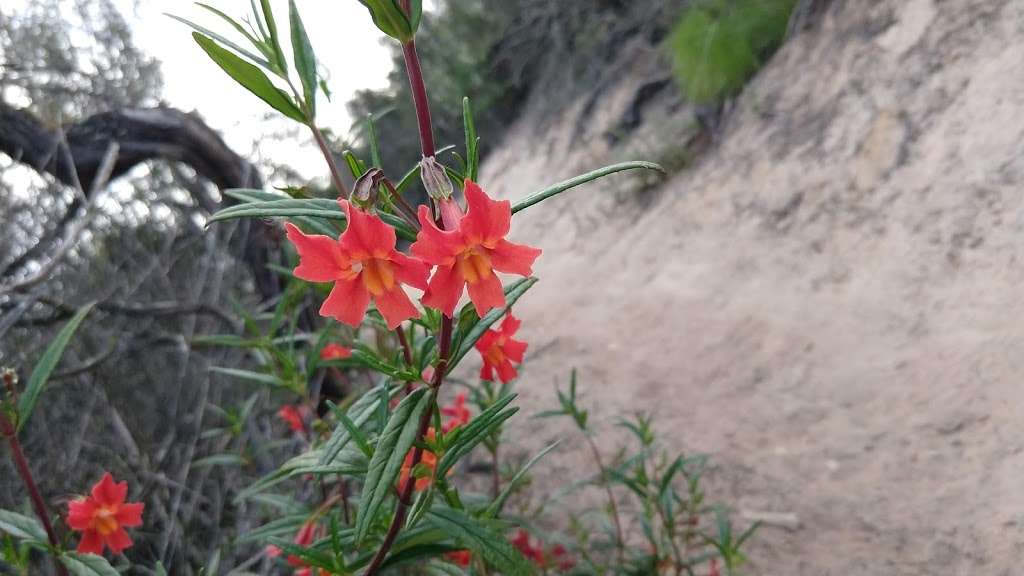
[17,302,94,432]
[668,0,796,104]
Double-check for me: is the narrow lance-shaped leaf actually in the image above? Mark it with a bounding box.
[18,302,94,432]
[192,33,305,122]
[0,509,47,543]
[60,553,120,576]
[258,0,288,73]
[463,97,479,182]
[166,13,271,69]
[434,394,518,478]
[425,507,535,575]
[511,161,664,214]
[483,440,561,518]
[288,0,317,117]
[354,388,432,545]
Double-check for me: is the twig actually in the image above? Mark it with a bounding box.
[0,412,69,576]
[0,142,119,296]
[583,433,627,566]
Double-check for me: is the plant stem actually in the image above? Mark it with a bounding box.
[583,433,626,567]
[0,413,68,576]
[310,123,349,196]
[401,40,435,158]
[365,22,452,573]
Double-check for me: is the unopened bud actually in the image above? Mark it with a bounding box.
[419,156,453,202]
[350,168,385,210]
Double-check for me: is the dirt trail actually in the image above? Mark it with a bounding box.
[473,1,1024,573]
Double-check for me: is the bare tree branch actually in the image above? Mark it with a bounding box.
[0,102,281,298]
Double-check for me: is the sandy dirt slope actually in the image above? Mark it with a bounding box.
[471,0,1024,573]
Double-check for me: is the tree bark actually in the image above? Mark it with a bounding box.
[0,103,281,299]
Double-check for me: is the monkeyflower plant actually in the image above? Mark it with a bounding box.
[0,1,757,574]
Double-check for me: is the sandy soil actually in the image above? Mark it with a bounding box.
[471,1,1024,573]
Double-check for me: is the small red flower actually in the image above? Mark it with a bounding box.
[267,521,322,574]
[319,343,352,360]
[510,529,545,565]
[475,314,528,383]
[278,405,308,433]
[411,179,541,317]
[709,558,721,576]
[440,392,471,432]
[398,428,441,492]
[67,473,144,555]
[286,201,429,329]
[445,549,472,567]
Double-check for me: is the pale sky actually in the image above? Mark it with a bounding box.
[121,0,398,182]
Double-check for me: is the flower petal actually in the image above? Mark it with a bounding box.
[77,530,104,554]
[91,473,127,506]
[104,527,133,554]
[421,264,465,317]
[412,205,463,265]
[67,499,97,530]
[488,239,541,277]
[462,179,511,244]
[319,278,371,327]
[339,200,396,259]
[286,223,347,282]
[496,359,518,383]
[390,251,430,291]
[503,338,528,363]
[374,287,420,329]
[116,502,145,527]
[479,362,494,382]
[466,272,505,317]
[500,314,522,335]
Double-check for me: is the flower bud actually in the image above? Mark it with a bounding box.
[419,156,453,202]
[350,167,385,210]
[357,0,419,43]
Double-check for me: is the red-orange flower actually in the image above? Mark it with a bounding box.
[278,404,308,433]
[267,521,321,574]
[510,529,574,570]
[411,179,541,317]
[398,429,440,492]
[445,549,472,566]
[475,314,528,383]
[319,343,352,360]
[285,201,429,329]
[440,391,471,432]
[67,473,144,555]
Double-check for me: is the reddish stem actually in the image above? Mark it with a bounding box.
[365,16,454,575]
[1,413,69,576]
[401,40,435,158]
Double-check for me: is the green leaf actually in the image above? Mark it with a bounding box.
[367,114,383,168]
[209,366,286,388]
[320,381,394,465]
[408,0,423,35]
[288,0,317,116]
[344,150,368,179]
[0,510,47,543]
[212,191,417,242]
[236,445,367,502]
[166,13,271,68]
[60,553,119,576]
[192,32,305,121]
[18,302,94,432]
[238,513,310,543]
[356,0,413,41]
[190,334,259,348]
[463,97,479,182]
[435,394,518,478]
[426,508,534,575]
[448,278,536,371]
[258,0,288,73]
[511,161,664,215]
[484,441,561,518]
[354,388,431,545]
[192,454,247,468]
